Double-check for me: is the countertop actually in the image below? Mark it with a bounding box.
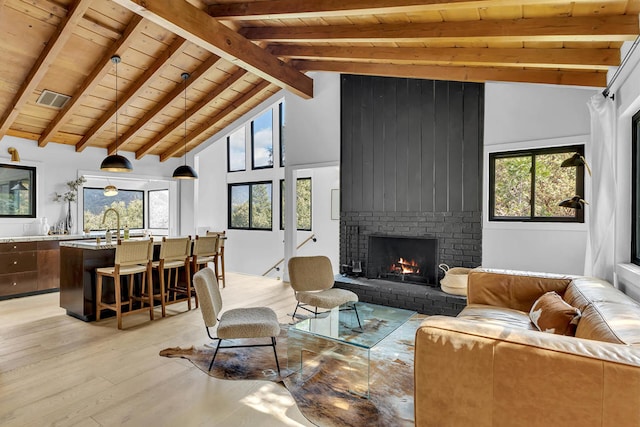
[60,238,159,250]
[0,234,85,243]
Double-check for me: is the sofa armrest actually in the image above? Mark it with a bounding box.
[414,316,640,427]
[467,268,574,312]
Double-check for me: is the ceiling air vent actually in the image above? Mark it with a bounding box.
[36,90,71,109]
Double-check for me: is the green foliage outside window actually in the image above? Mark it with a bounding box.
[280,178,311,230]
[83,188,144,231]
[230,182,272,230]
[490,145,584,222]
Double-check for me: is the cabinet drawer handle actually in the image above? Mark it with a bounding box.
[12,282,17,286]
[13,261,17,265]
[13,245,16,249]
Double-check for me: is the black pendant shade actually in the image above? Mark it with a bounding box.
[100,154,133,172]
[172,164,198,179]
[100,55,133,173]
[172,72,198,180]
[559,196,588,209]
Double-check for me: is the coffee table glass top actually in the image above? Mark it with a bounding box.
[290,301,416,349]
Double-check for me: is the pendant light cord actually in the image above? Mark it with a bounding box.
[111,55,121,155]
[182,72,190,166]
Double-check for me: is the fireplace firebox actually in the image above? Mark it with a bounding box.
[366,235,438,286]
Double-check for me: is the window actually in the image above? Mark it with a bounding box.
[83,188,144,231]
[489,145,585,222]
[632,111,640,265]
[227,127,246,172]
[280,178,312,230]
[0,164,35,218]
[251,109,273,169]
[229,181,272,230]
[279,102,285,167]
[148,189,169,229]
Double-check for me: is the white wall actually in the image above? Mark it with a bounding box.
[191,72,342,277]
[0,135,180,237]
[483,82,596,275]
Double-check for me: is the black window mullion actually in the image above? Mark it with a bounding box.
[530,153,536,218]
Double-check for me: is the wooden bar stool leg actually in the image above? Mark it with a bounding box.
[183,265,192,310]
[186,261,196,309]
[159,267,167,317]
[115,274,123,330]
[96,274,103,321]
[146,265,154,321]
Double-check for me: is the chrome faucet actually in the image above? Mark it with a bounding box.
[102,208,121,242]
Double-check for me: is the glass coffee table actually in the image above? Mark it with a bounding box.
[287,301,415,398]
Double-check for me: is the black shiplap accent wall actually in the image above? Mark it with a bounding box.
[340,75,484,275]
[341,75,484,213]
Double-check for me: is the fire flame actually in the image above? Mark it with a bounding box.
[390,257,420,274]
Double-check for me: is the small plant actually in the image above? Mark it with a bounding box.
[54,176,86,203]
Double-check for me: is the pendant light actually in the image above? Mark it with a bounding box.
[103,178,118,196]
[172,72,198,179]
[100,55,133,173]
[559,195,588,209]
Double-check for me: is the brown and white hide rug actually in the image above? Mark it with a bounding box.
[160,316,424,426]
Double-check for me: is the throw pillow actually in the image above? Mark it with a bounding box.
[529,291,581,336]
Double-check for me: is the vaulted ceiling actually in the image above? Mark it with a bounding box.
[0,0,638,163]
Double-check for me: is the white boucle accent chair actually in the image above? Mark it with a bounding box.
[288,255,361,326]
[192,267,280,372]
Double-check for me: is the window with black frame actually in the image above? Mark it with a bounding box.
[489,145,585,222]
[0,164,35,218]
[228,181,272,230]
[632,111,640,265]
[280,178,311,231]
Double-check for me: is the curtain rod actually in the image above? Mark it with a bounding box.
[603,35,640,99]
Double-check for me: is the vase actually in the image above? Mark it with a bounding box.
[65,201,73,234]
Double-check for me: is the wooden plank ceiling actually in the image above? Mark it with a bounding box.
[0,0,638,162]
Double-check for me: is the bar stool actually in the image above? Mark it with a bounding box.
[206,230,226,288]
[151,236,193,316]
[95,239,154,330]
[192,234,219,275]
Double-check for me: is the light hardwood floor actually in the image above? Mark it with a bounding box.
[0,273,314,427]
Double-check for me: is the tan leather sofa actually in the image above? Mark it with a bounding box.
[414,268,640,427]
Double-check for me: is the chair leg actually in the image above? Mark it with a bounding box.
[271,337,280,373]
[96,273,103,321]
[183,265,192,310]
[146,267,154,321]
[292,301,300,320]
[209,339,222,371]
[115,275,122,330]
[353,303,362,329]
[159,267,167,317]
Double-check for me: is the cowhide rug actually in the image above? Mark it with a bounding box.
[160,316,424,426]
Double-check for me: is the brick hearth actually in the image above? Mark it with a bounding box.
[334,275,466,316]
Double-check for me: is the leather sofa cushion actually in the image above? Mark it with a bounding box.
[576,301,640,345]
[458,304,537,331]
[565,277,639,312]
[529,291,581,335]
[468,270,572,312]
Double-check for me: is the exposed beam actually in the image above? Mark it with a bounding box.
[110,0,313,99]
[39,15,146,148]
[292,60,607,87]
[208,0,608,21]
[121,54,222,158]
[160,80,272,161]
[270,45,619,70]
[0,0,93,140]
[75,36,191,152]
[243,15,640,43]
[136,68,248,159]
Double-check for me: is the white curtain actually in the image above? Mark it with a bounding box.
[585,94,617,281]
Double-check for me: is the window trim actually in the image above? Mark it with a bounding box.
[279,102,285,168]
[147,189,169,230]
[632,110,640,265]
[279,178,312,231]
[488,144,585,223]
[82,186,145,231]
[251,110,274,170]
[228,181,273,230]
[227,128,246,173]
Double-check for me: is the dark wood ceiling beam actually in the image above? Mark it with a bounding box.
[75,36,190,152]
[270,45,619,70]
[0,0,93,140]
[243,15,640,43]
[160,80,272,161]
[208,0,607,20]
[292,59,607,87]
[120,54,222,158]
[137,68,248,159]
[40,15,146,148]
[111,0,313,99]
